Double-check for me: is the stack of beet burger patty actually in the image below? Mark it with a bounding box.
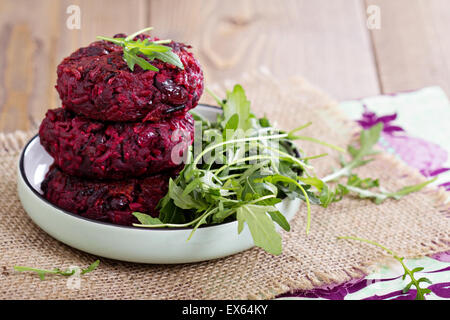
[39,33,203,226]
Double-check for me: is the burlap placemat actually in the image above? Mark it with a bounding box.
[0,70,449,299]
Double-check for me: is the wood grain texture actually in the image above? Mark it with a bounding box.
[0,0,147,131]
[0,0,59,131]
[1,0,449,132]
[148,0,380,101]
[366,0,450,96]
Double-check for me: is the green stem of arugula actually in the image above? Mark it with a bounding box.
[337,236,396,255]
[96,36,123,45]
[344,185,385,198]
[97,25,171,48]
[215,197,240,203]
[217,173,244,181]
[133,207,220,233]
[248,195,277,204]
[192,133,291,168]
[134,194,281,240]
[236,161,271,183]
[267,175,312,234]
[255,142,317,172]
[213,164,253,172]
[125,27,153,41]
[196,144,313,233]
[192,132,341,176]
[209,195,279,223]
[132,214,206,228]
[321,163,357,182]
[302,153,328,160]
[256,142,313,164]
[287,177,311,235]
[288,122,313,134]
[290,135,345,153]
[337,236,427,300]
[13,266,74,276]
[213,155,280,176]
[187,207,218,240]
[150,39,172,44]
[202,195,279,223]
[205,87,225,107]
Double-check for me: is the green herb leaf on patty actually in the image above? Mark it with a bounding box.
[97,27,184,72]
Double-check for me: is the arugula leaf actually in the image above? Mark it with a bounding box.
[240,171,278,201]
[319,172,435,206]
[298,177,325,192]
[236,204,282,255]
[132,212,163,225]
[351,122,383,162]
[123,47,158,71]
[319,183,347,208]
[168,179,208,211]
[146,50,184,69]
[322,123,383,182]
[338,236,432,300]
[81,260,101,275]
[97,27,183,72]
[157,196,187,224]
[268,210,290,231]
[220,84,253,133]
[224,113,240,134]
[346,174,379,189]
[388,179,437,199]
[258,115,272,128]
[14,260,100,280]
[343,176,436,204]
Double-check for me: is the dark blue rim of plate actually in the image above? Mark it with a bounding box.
[19,104,236,231]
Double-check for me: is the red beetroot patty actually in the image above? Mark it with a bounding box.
[39,108,194,180]
[41,165,176,226]
[56,34,204,122]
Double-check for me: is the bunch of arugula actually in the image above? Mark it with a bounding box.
[133,84,331,255]
[132,84,434,256]
[97,27,183,72]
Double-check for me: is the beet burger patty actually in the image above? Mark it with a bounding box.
[39,108,194,180]
[56,35,204,122]
[41,165,176,226]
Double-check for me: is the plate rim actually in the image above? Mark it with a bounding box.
[19,103,241,232]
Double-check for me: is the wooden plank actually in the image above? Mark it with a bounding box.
[0,0,60,132]
[366,0,450,96]
[0,0,384,132]
[0,0,148,132]
[148,0,380,101]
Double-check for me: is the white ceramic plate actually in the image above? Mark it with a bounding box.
[17,105,301,264]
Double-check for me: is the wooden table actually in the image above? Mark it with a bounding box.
[1,0,449,132]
